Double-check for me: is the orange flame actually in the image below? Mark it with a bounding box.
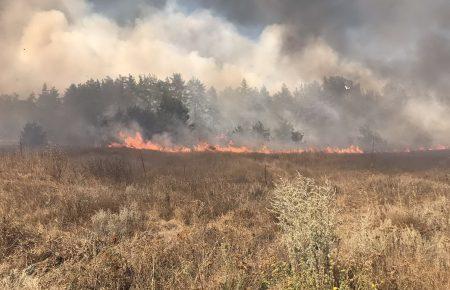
[399,145,449,153]
[109,132,365,154]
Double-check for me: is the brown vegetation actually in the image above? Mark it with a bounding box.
[0,148,449,289]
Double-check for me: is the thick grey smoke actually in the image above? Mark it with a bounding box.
[164,0,450,98]
[0,0,449,149]
[0,0,384,94]
[88,0,450,95]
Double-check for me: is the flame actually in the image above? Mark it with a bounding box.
[109,132,449,154]
[399,145,449,153]
[109,132,192,153]
[109,132,365,154]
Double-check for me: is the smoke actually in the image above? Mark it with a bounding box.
[177,0,450,97]
[0,0,449,149]
[0,0,384,95]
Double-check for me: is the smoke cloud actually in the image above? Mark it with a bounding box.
[0,0,385,94]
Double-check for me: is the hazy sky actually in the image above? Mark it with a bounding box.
[0,0,449,98]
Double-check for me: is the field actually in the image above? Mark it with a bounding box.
[0,148,449,289]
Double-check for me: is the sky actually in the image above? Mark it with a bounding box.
[1,0,449,97]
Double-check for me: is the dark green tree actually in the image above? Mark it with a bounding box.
[36,84,60,111]
[20,122,47,147]
[252,121,271,141]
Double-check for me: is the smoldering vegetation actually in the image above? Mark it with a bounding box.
[1,74,447,151]
[0,149,449,289]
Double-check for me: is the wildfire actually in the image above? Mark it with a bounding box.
[400,145,450,153]
[109,132,191,153]
[109,132,365,154]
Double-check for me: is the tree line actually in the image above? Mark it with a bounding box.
[0,73,432,150]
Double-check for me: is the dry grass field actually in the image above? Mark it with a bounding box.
[0,148,449,289]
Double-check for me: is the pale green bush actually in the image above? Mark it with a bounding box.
[271,174,338,289]
[90,204,144,240]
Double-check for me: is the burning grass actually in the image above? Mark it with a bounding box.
[0,148,449,289]
[109,131,365,154]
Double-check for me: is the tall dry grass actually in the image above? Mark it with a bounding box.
[0,148,448,289]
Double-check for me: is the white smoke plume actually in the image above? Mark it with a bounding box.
[0,0,383,95]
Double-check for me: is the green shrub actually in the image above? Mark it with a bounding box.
[271,174,338,289]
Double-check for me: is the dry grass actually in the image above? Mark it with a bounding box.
[0,148,449,289]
